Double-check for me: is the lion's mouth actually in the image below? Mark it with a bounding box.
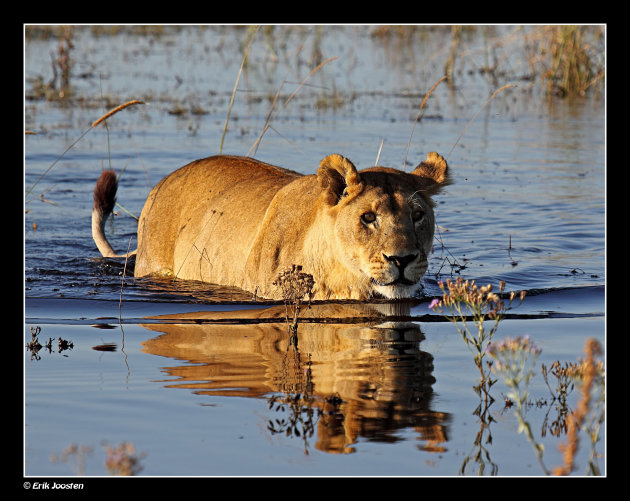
[370,277,416,287]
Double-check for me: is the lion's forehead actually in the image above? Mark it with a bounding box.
[359,183,427,213]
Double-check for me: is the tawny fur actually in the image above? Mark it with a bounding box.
[92,153,450,299]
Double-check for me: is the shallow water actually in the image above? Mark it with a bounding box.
[24,25,605,478]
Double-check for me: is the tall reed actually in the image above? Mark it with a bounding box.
[536,25,605,97]
[219,26,260,154]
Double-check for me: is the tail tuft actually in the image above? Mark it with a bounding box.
[93,170,118,216]
[92,169,136,258]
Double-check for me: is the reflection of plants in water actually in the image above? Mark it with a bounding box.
[267,342,322,455]
[553,339,605,476]
[267,392,323,456]
[459,432,497,476]
[487,336,605,476]
[542,361,578,405]
[26,325,74,361]
[487,335,548,474]
[103,441,146,476]
[273,264,315,344]
[458,402,498,476]
[50,441,145,476]
[540,354,605,449]
[49,444,93,476]
[541,360,579,437]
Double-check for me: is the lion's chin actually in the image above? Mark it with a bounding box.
[371,281,419,299]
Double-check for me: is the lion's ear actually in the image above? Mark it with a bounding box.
[411,152,452,195]
[317,154,362,205]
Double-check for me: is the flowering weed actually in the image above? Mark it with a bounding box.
[430,277,526,396]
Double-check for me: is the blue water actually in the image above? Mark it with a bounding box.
[24,25,605,478]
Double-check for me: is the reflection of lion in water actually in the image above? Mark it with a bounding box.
[140,303,449,454]
[92,153,450,300]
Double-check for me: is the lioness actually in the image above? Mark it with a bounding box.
[92,153,450,300]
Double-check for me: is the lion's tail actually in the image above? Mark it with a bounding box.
[92,170,137,258]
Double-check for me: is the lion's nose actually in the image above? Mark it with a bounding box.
[383,253,417,271]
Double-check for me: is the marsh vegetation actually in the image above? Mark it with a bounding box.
[431,279,604,475]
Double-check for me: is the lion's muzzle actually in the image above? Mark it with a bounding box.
[370,252,427,295]
[382,253,418,285]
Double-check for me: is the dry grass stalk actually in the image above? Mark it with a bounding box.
[119,236,133,322]
[26,99,145,201]
[403,75,447,169]
[446,83,516,159]
[219,26,260,154]
[174,209,223,281]
[92,99,146,128]
[444,25,463,84]
[375,138,384,165]
[247,56,338,157]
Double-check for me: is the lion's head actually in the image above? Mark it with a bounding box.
[315,152,451,299]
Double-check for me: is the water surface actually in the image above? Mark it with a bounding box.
[24,25,605,478]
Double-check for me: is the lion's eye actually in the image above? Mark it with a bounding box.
[361,212,376,224]
[412,209,425,222]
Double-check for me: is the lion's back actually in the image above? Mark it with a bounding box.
[135,155,301,282]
